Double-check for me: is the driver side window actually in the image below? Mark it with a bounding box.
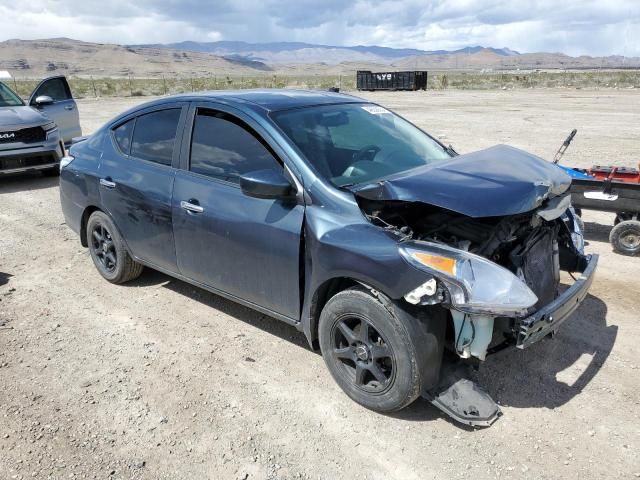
[190,109,281,183]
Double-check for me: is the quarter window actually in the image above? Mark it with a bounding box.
[130,109,181,165]
[190,110,280,182]
[112,119,134,154]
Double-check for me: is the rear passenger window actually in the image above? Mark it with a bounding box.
[113,119,134,154]
[131,109,181,165]
[190,110,279,182]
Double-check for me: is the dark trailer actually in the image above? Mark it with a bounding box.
[357,70,427,91]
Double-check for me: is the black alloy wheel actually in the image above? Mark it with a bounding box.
[318,287,426,413]
[86,211,144,284]
[331,314,395,394]
[90,222,117,273]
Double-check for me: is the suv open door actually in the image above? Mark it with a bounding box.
[28,76,82,146]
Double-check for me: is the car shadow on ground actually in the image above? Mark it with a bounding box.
[0,271,12,287]
[477,293,615,409]
[126,270,615,425]
[584,221,613,243]
[0,173,59,194]
[390,293,615,427]
[128,268,312,351]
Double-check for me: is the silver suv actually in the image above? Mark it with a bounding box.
[0,76,82,176]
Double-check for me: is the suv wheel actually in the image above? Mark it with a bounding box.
[318,287,422,412]
[86,211,144,283]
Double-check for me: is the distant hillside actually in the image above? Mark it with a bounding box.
[133,40,520,65]
[0,38,638,78]
[396,49,640,70]
[0,38,272,77]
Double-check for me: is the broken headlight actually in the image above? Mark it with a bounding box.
[400,242,538,316]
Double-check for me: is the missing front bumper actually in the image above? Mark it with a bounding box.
[516,254,598,349]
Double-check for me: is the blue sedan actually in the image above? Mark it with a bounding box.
[59,90,597,426]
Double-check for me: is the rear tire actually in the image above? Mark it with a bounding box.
[86,211,144,283]
[609,220,640,256]
[318,287,422,413]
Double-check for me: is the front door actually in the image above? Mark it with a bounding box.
[172,105,304,321]
[28,76,81,144]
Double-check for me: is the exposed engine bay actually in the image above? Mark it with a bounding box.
[357,193,585,361]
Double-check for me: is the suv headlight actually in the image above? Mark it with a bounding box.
[400,242,538,316]
[43,121,58,140]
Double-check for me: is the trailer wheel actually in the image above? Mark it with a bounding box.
[609,220,640,256]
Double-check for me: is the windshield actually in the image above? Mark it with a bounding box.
[272,103,451,187]
[0,81,24,107]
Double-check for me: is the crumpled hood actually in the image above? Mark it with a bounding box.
[0,106,48,129]
[350,145,572,218]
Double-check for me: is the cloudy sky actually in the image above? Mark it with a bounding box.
[0,0,638,57]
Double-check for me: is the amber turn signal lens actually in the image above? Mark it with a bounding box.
[412,252,457,276]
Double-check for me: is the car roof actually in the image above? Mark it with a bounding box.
[158,89,366,113]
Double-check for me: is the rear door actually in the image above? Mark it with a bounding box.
[172,102,304,320]
[29,76,81,144]
[98,103,188,273]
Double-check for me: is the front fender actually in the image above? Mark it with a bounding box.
[300,206,431,345]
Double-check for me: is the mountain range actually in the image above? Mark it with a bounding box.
[0,38,637,78]
[133,41,520,65]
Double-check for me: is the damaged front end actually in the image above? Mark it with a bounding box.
[353,160,598,426]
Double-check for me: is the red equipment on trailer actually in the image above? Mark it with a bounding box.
[553,130,640,256]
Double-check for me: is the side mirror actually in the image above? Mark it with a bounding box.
[240,169,294,200]
[34,95,54,106]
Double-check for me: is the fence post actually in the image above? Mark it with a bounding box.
[13,75,18,93]
[190,77,194,92]
[162,75,167,95]
[128,74,133,96]
[91,76,97,97]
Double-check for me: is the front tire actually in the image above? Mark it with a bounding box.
[86,211,144,283]
[318,287,422,413]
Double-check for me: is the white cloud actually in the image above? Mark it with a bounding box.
[0,4,222,44]
[0,0,638,56]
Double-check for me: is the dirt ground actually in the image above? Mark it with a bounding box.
[1,89,639,480]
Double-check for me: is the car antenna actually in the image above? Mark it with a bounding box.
[553,129,577,164]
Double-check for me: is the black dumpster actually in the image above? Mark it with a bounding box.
[357,71,427,91]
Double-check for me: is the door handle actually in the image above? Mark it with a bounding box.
[99,178,116,189]
[180,200,204,214]
[64,105,75,111]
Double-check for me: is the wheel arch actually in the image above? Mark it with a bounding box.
[80,206,133,257]
[79,205,102,247]
[305,276,392,350]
